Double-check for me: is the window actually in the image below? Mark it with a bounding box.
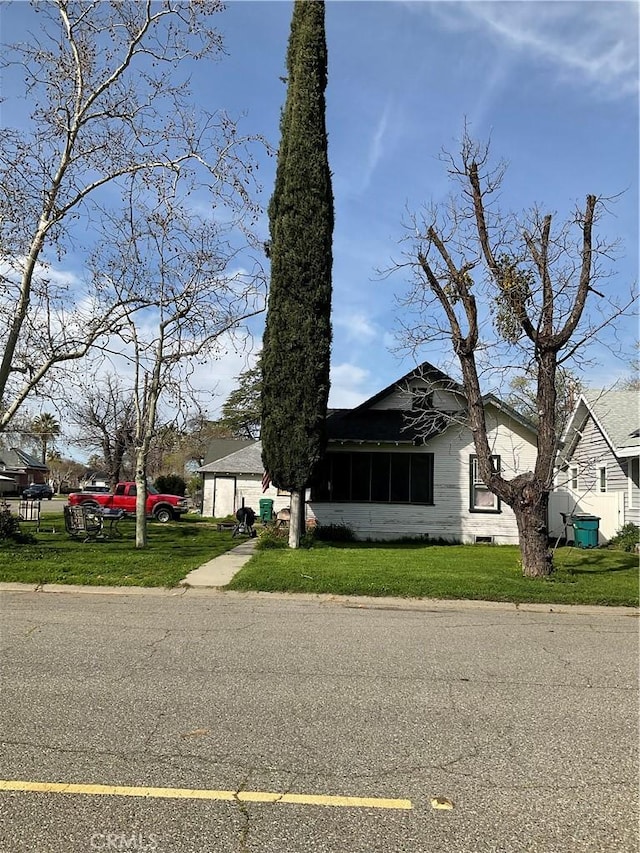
[597,465,607,493]
[312,451,434,504]
[469,455,501,513]
[570,466,579,491]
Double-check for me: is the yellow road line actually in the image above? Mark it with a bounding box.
[0,780,412,810]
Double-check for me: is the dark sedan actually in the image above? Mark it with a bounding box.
[22,483,54,500]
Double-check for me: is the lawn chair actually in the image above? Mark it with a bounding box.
[64,504,104,542]
[19,499,41,533]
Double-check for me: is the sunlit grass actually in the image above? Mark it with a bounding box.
[226,542,639,607]
[0,513,239,587]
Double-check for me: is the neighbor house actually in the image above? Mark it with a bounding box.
[81,471,110,490]
[199,363,539,543]
[550,389,640,542]
[199,438,272,518]
[0,448,49,493]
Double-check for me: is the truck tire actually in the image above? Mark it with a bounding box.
[154,506,173,524]
[82,500,100,510]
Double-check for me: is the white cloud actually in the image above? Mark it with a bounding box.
[334,310,379,344]
[0,256,82,291]
[459,1,638,99]
[360,102,391,192]
[329,362,372,408]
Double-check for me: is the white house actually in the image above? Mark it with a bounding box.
[199,363,539,543]
[550,389,640,542]
[309,363,537,544]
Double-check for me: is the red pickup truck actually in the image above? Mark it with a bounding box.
[67,482,188,523]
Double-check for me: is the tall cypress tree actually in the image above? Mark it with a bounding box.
[261,0,333,547]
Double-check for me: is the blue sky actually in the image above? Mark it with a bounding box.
[2,0,638,429]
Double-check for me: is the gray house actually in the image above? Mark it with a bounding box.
[551,389,640,540]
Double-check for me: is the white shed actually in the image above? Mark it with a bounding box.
[199,442,292,520]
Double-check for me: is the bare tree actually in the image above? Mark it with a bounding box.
[92,176,265,547]
[0,1,259,431]
[66,375,136,488]
[397,134,636,577]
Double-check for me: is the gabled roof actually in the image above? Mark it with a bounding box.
[351,361,464,413]
[199,442,263,475]
[203,438,255,466]
[328,363,536,444]
[562,390,640,459]
[0,447,48,472]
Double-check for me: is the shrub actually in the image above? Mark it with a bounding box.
[313,523,356,542]
[0,502,36,544]
[154,475,186,496]
[608,523,640,553]
[256,525,289,550]
[187,475,203,503]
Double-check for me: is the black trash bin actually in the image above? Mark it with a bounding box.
[259,498,274,524]
[570,515,600,548]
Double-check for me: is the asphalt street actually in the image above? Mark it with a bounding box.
[2,498,62,516]
[0,589,637,853]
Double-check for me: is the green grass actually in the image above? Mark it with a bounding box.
[226,542,639,607]
[0,513,240,588]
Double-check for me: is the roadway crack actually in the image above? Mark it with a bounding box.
[233,772,253,853]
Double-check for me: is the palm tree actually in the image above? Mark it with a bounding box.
[31,412,61,463]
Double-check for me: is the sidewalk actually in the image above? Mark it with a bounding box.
[182,537,257,588]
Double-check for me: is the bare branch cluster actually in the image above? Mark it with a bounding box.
[0,0,264,433]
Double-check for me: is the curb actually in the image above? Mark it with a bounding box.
[1,582,637,617]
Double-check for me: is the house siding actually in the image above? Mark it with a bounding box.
[624,492,640,526]
[202,473,292,519]
[563,417,627,493]
[309,408,537,544]
[370,386,464,413]
[553,408,640,536]
[624,458,640,515]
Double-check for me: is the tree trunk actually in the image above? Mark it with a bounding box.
[134,449,148,549]
[288,489,305,549]
[513,487,553,577]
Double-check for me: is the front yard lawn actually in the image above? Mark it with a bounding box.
[226,542,639,607]
[0,513,240,588]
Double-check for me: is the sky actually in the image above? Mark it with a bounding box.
[1,0,638,454]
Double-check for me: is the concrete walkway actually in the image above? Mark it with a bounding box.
[182,537,257,588]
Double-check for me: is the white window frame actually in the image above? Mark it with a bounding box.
[629,457,639,509]
[597,465,607,493]
[470,455,501,513]
[570,466,579,491]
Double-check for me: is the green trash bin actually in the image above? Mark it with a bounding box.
[570,515,600,549]
[259,498,274,524]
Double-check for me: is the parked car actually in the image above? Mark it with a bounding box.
[22,483,54,500]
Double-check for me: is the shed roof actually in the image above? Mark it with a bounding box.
[203,438,255,466]
[199,442,263,475]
